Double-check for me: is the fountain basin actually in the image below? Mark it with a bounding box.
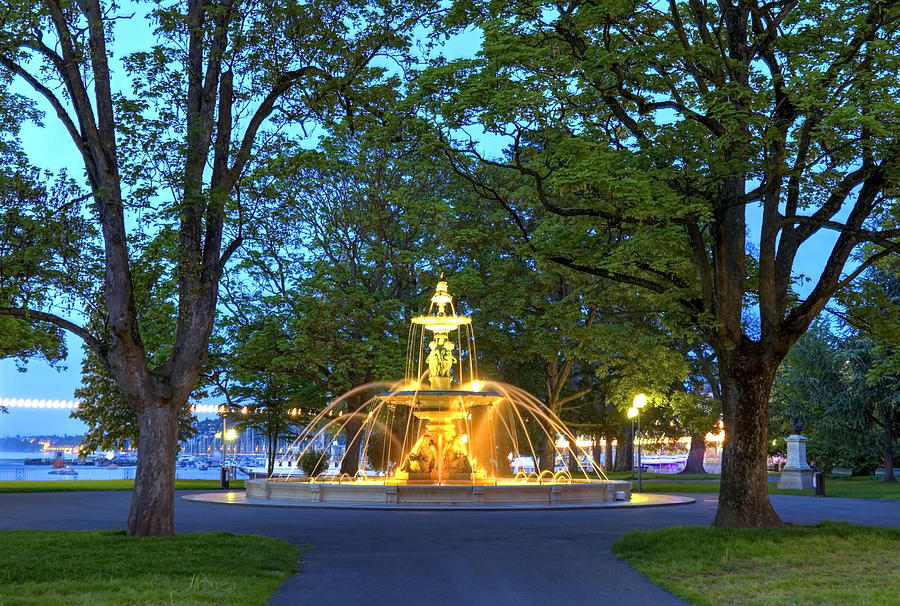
[246,478,631,505]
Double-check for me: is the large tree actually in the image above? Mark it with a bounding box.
[0,0,433,535]
[419,0,900,525]
[227,132,458,475]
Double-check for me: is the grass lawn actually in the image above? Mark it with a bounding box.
[0,529,298,606]
[605,471,720,481]
[774,476,900,500]
[613,522,900,606]
[0,479,245,493]
[635,477,900,499]
[636,480,722,493]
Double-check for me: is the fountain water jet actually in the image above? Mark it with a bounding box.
[245,280,632,505]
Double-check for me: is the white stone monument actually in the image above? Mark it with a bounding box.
[777,418,813,490]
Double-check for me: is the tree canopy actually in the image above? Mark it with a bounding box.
[410,0,899,526]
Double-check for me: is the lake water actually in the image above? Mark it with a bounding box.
[0,451,234,481]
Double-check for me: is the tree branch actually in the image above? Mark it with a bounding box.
[557,386,595,408]
[0,306,106,361]
[782,216,899,249]
[547,255,668,293]
[0,56,88,162]
[227,66,330,189]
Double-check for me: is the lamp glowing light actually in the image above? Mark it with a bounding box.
[633,393,647,408]
[627,407,638,419]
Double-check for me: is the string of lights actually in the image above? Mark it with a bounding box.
[189,403,336,418]
[0,398,335,418]
[0,398,81,409]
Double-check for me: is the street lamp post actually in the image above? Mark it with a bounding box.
[215,405,247,488]
[628,393,648,492]
[627,406,637,481]
[215,407,239,488]
[221,413,228,471]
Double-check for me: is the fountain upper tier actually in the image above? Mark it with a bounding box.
[401,280,481,392]
[410,280,471,331]
[378,389,502,425]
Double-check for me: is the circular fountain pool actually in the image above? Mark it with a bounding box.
[245,477,631,506]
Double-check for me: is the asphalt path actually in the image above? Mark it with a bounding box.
[1,490,897,606]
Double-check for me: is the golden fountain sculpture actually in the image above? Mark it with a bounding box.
[243,277,633,506]
[382,280,500,483]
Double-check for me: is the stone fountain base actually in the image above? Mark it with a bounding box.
[245,478,632,506]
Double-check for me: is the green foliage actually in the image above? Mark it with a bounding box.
[445,182,694,447]
[0,166,95,369]
[207,313,321,475]
[771,323,899,475]
[297,449,327,477]
[0,0,449,533]
[415,0,899,520]
[418,0,898,341]
[0,317,65,370]
[613,523,900,606]
[72,236,195,452]
[72,351,196,452]
[838,262,900,383]
[0,530,297,606]
[223,129,460,387]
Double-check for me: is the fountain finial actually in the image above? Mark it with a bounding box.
[432,280,451,315]
[413,281,470,330]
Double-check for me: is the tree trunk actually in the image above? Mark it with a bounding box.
[613,428,632,472]
[340,414,363,476]
[592,436,603,469]
[567,447,581,474]
[127,405,180,536]
[266,432,276,477]
[680,433,707,475]
[603,435,613,472]
[713,354,785,527]
[339,393,369,476]
[538,432,555,472]
[883,409,895,483]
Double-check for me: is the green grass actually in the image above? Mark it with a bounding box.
[613,522,900,606]
[634,476,900,499]
[773,476,900,499]
[0,529,298,605]
[605,471,721,481]
[638,480,722,493]
[0,479,245,493]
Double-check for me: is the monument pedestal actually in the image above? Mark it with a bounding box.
[777,434,813,489]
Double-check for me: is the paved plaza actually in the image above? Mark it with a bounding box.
[1,490,897,605]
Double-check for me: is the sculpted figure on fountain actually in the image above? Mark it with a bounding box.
[401,434,439,473]
[444,434,472,474]
[426,333,456,379]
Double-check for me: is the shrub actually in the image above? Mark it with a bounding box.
[297,449,327,477]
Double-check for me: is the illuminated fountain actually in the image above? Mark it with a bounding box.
[245,280,631,505]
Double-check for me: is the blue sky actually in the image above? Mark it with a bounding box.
[0,7,850,437]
